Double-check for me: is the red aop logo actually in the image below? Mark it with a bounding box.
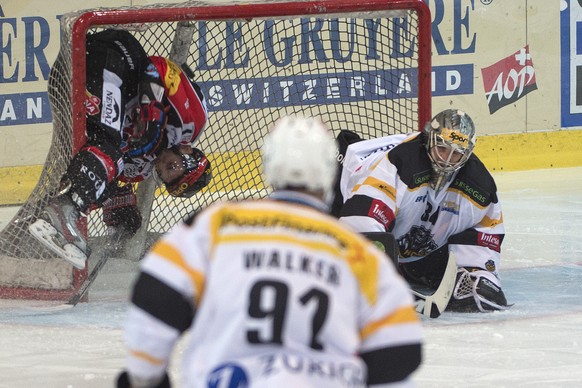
[481,45,537,114]
[367,199,395,231]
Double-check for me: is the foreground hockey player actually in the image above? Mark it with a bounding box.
[116,116,423,388]
[336,109,509,313]
[28,29,211,268]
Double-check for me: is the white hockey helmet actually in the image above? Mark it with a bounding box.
[425,109,476,174]
[262,115,337,201]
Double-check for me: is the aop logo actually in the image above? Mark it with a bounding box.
[481,45,537,114]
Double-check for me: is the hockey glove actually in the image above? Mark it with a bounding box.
[116,370,171,388]
[102,185,142,236]
[447,267,509,312]
[126,101,168,158]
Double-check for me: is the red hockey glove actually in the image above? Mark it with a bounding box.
[102,186,142,236]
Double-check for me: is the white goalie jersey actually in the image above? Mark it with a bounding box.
[123,192,422,387]
[338,132,505,280]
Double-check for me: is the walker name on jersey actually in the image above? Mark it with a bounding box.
[244,249,341,286]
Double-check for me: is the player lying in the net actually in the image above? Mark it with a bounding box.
[28,29,211,269]
[116,116,423,388]
[333,109,510,313]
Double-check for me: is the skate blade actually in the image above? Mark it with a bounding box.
[28,219,87,269]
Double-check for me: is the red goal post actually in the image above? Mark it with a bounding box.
[0,0,432,301]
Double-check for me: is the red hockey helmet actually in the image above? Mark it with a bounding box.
[156,145,212,198]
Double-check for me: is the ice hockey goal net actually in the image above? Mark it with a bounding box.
[0,0,431,300]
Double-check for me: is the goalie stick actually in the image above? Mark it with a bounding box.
[409,251,457,318]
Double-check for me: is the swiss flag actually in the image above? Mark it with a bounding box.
[481,45,537,114]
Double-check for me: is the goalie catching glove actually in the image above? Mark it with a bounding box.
[447,267,510,312]
[102,185,142,236]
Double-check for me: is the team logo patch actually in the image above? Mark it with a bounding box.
[145,62,160,79]
[367,199,394,230]
[398,225,438,258]
[477,232,501,252]
[85,91,100,116]
[441,200,460,215]
[164,58,182,96]
[207,363,249,388]
[485,259,496,272]
[481,45,538,114]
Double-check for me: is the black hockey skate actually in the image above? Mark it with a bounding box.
[28,194,90,269]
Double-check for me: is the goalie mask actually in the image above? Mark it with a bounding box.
[424,109,476,191]
[155,145,212,198]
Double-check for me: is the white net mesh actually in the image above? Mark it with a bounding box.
[0,0,431,299]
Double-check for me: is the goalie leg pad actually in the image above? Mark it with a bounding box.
[447,267,509,312]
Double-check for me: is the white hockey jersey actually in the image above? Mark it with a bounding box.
[338,132,505,282]
[123,191,422,387]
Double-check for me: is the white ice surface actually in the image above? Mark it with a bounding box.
[1,167,582,388]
